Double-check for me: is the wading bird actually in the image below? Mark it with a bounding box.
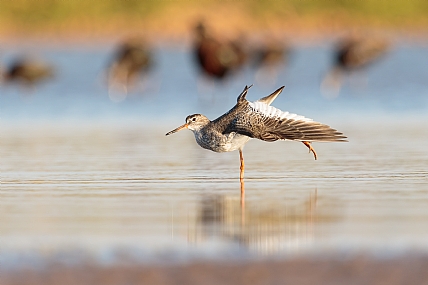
[321,36,389,97]
[107,37,152,96]
[193,21,247,80]
[251,38,289,87]
[166,86,347,196]
[3,58,54,87]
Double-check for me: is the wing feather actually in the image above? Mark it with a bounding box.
[230,101,347,142]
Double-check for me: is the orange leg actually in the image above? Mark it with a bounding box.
[302,141,317,160]
[239,149,245,181]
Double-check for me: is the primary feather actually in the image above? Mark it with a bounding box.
[227,95,346,143]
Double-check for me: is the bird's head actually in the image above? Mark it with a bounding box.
[165,114,210,136]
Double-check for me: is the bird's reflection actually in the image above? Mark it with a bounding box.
[192,189,340,253]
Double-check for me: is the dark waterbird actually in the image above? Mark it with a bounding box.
[193,21,247,80]
[166,85,347,196]
[2,58,54,86]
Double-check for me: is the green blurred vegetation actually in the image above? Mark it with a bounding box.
[247,0,428,23]
[0,0,163,24]
[0,0,427,34]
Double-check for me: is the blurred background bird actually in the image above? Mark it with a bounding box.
[106,37,153,99]
[321,35,390,98]
[1,57,54,89]
[193,21,247,81]
[0,63,4,83]
[251,37,290,87]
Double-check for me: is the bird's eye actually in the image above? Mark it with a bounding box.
[192,117,196,122]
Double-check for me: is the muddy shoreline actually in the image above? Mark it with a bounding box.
[2,253,428,285]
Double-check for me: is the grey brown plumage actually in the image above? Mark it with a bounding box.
[166,85,347,186]
[212,86,346,144]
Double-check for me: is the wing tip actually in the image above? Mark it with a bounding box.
[256,85,286,106]
[237,84,253,102]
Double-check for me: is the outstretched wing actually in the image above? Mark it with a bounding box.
[230,101,347,142]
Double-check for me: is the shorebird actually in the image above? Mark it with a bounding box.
[252,39,288,69]
[333,37,389,71]
[107,37,152,94]
[193,21,247,80]
[251,38,289,87]
[3,57,54,87]
[166,85,347,190]
[321,36,389,97]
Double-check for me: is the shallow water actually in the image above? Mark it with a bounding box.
[1,42,428,263]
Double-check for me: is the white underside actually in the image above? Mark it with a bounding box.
[222,133,251,152]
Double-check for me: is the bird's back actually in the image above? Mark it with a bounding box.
[214,86,346,143]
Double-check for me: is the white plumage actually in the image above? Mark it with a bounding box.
[249,101,313,122]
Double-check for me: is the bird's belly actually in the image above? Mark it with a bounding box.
[195,132,250,153]
[222,134,251,152]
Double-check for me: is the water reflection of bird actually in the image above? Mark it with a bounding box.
[166,85,347,195]
[2,58,54,87]
[193,191,337,253]
[107,37,152,96]
[321,36,389,97]
[193,21,247,80]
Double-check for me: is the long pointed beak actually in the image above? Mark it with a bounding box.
[165,123,188,136]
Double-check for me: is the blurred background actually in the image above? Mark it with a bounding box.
[1,0,428,42]
[1,1,428,284]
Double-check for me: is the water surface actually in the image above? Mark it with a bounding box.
[1,43,428,263]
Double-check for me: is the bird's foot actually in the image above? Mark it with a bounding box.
[302,141,317,160]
